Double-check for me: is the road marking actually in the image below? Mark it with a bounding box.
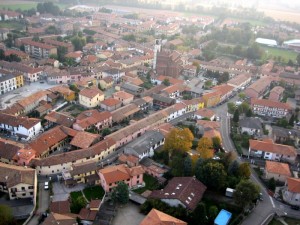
[269,196,275,208]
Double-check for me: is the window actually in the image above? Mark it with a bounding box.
[22,193,26,196]
[28,186,33,189]
[137,175,140,179]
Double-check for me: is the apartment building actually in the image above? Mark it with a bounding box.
[79,88,105,108]
[251,98,291,118]
[0,70,21,95]
[23,39,57,59]
[0,162,36,200]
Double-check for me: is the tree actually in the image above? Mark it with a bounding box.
[238,102,250,114]
[227,102,236,114]
[233,180,260,209]
[246,108,253,117]
[297,53,300,66]
[212,136,221,150]
[57,46,67,62]
[70,196,87,214]
[208,205,219,221]
[111,182,129,204]
[183,155,193,176]
[86,35,95,43]
[228,160,239,176]
[162,79,170,86]
[268,177,276,191]
[204,80,212,88]
[238,92,246,100]
[196,161,227,190]
[101,128,111,137]
[233,109,239,123]
[195,158,204,180]
[289,114,295,126]
[45,25,61,35]
[164,128,194,157]
[238,162,251,179]
[0,205,14,225]
[197,137,214,159]
[171,155,184,177]
[71,36,86,51]
[192,202,208,225]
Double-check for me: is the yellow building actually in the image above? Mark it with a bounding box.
[202,91,221,108]
[79,87,104,108]
[14,73,24,88]
[99,77,114,90]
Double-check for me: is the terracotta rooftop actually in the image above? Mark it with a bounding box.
[140,208,187,225]
[79,87,103,99]
[50,200,71,214]
[113,91,134,100]
[101,98,121,107]
[265,161,291,177]
[286,177,300,193]
[0,113,41,129]
[98,164,144,184]
[70,132,100,149]
[17,90,50,108]
[249,139,297,157]
[195,108,215,118]
[150,177,207,211]
[251,98,291,110]
[45,111,75,128]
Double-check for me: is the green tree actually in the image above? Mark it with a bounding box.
[192,202,208,225]
[212,136,221,150]
[195,158,204,180]
[289,114,295,126]
[71,36,86,51]
[196,161,227,190]
[238,162,251,179]
[233,109,239,123]
[57,46,67,62]
[268,177,276,191]
[238,92,246,100]
[171,155,184,177]
[238,102,250,114]
[208,205,219,222]
[297,53,300,66]
[204,80,213,88]
[101,128,111,137]
[183,155,193,176]
[70,196,87,214]
[246,108,253,117]
[162,78,170,86]
[0,205,14,225]
[233,180,260,209]
[227,102,236,114]
[228,160,239,176]
[111,182,129,204]
[276,118,289,128]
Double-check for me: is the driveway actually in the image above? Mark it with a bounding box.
[112,202,145,225]
[52,182,86,202]
[0,195,33,219]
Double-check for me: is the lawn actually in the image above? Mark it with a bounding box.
[261,46,298,63]
[227,17,267,26]
[0,21,24,30]
[0,3,37,10]
[83,185,105,201]
[133,174,160,194]
[269,217,300,225]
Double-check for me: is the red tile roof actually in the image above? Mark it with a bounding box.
[251,98,291,110]
[286,177,300,193]
[265,161,291,177]
[140,209,187,225]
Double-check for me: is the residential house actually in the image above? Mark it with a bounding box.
[227,73,252,90]
[62,160,99,186]
[0,162,36,200]
[0,70,24,95]
[118,154,139,168]
[111,103,140,123]
[283,177,300,207]
[79,88,104,108]
[251,98,291,118]
[99,77,114,90]
[98,164,145,192]
[70,132,100,149]
[44,111,75,128]
[212,84,234,102]
[151,75,184,86]
[139,157,168,182]
[239,117,262,136]
[49,200,71,214]
[140,209,187,225]
[22,39,57,59]
[79,208,97,224]
[194,108,215,120]
[122,131,165,160]
[43,38,74,53]
[269,86,285,102]
[152,93,176,108]
[202,91,221,107]
[102,68,125,82]
[41,213,77,225]
[248,139,297,163]
[182,98,205,112]
[48,85,76,102]
[0,113,41,141]
[16,90,50,114]
[29,126,75,158]
[65,51,82,63]
[100,98,122,111]
[161,83,189,99]
[4,49,29,61]
[112,91,134,106]
[150,177,207,211]
[245,78,272,99]
[182,64,197,77]
[265,161,291,183]
[132,97,153,111]
[30,138,116,175]
[73,110,112,132]
[0,10,22,20]
[272,126,300,146]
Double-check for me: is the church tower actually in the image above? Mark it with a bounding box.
[153,39,162,70]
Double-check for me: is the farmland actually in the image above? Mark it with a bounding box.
[261,46,298,63]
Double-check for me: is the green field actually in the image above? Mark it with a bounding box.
[261,46,298,63]
[0,3,37,10]
[227,17,267,26]
[0,21,24,30]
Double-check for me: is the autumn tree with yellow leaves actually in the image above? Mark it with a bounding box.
[164,128,194,157]
[197,137,214,159]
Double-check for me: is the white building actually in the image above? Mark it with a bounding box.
[283,177,300,207]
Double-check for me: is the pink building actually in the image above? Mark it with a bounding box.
[98,164,144,192]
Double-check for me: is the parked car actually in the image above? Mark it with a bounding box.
[291,205,300,210]
[44,182,49,190]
